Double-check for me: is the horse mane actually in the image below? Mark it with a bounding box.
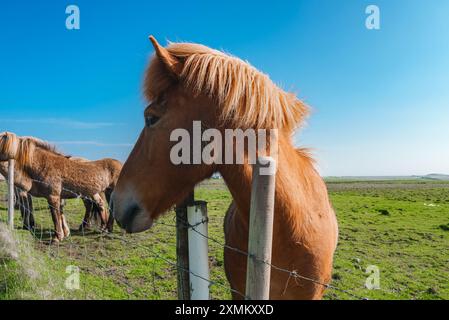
[145,42,309,131]
[21,136,63,154]
[0,133,66,167]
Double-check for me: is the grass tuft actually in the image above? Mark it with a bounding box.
[0,223,58,299]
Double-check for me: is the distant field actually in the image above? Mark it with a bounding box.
[1,178,448,300]
[325,179,449,299]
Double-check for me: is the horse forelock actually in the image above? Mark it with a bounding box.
[0,132,19,160]
[0,134,67,166]
[0,132,33,166]
[144,42,309,132]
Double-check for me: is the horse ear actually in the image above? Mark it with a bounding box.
[149,36,182,76]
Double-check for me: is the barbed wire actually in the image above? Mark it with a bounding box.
[10,193,142,298]
[156,217,369,300]
[1,177,369,300]
[104,230,249,299]
[2,182,245,299]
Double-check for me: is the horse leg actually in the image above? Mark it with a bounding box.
[14,189,21,210]
[16,192,27,228]
[48,196,64,243]
[99,192,109,230]
[60,201,70,238]
[21,193,35,231]
[93,193,108,231]
[15,191,34,231]
[106,199,114,232]
[106,214,114,232]
[105,188,112,204]
[79,199,93,231]
[14,190,25,228]
[105,188,114,232]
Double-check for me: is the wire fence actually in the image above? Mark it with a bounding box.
[0,179,180,299]
[0,176,370,300]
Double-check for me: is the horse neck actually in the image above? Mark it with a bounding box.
[21,147,55,179]
[0,161,33,191]
[0,162,8,177]
[219,135,318,237]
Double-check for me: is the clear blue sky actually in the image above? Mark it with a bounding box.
[1,0,448,176]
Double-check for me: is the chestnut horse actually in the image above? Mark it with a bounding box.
[66,157,115,232]
[0,132,122,242]
[0,160,110,232]
[112,37,338,299]
[1,161,35,230]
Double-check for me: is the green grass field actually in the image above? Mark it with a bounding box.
[1,179,448,300]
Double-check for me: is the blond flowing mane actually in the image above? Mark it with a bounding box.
[0,132,65,166]
[21,136,59,152]
[145,42,309,131]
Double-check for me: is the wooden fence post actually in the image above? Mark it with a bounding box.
[187,201,209,300]
[176,191,194,300]
[245,156,276,300]
[7,159,15,229]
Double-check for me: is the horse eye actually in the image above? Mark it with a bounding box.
[145,115,160,127]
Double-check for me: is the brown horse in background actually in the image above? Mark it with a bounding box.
[0,133,122,242]
[65,157,115,232]
[0,161,35,230]
[112,37,338,299]
[1,160,111,232]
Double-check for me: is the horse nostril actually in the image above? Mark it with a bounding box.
[121,204,142,230]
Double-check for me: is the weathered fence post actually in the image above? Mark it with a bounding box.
[187,201,209,300]
[7,159,15,229]
[245,156,276,300]
[176,191,194,300]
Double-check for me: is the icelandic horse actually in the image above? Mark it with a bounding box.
[112,37,338,299]
[0,161,35,230]
[0,160,110,232]
[0,132,122,242]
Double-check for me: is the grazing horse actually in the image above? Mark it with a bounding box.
[0,161,35,230]
[112,37,338,299]
[0,133,122,242]
[0,160,110,232]
[66,157,115,232]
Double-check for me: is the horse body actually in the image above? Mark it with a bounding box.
[0,133,122,241]
[108,36,338,299]
[0,160,32,191]
[222,143,338,299]
[1,157,115,232]
[30,152,105,195]
[1,161,35,229]
[25,148,122,240]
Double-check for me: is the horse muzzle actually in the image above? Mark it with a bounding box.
[111,191,153,233]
